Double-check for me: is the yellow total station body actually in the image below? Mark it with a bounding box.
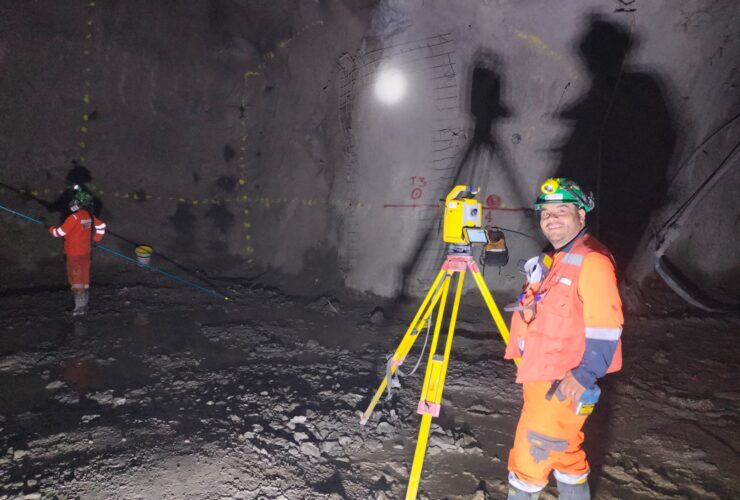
[443,185,483,245]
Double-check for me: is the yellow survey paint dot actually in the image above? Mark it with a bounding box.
[245,235,251,240]
[83,114,89,121]
[238,179,245,185]
[89,1,95,6]
[81,126,87,133]
[244,209,249,215]
[244,222,251,228]
[242,195,248,201]
[192,200,199,205]
[79,142,86,148]
[83,95,90,103]
[31,191,38,196]
[123,193,129,199]
[178,198,185,202]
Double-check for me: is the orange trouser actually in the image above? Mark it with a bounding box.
[508,381,589,488]
[66,254,91,292]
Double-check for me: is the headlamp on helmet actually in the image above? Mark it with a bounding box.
[534,177,594,213]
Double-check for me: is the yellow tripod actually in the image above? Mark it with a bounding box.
[360,249,517,499]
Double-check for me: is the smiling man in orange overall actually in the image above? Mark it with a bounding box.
[504,178,623,499]
[48,194,106,316]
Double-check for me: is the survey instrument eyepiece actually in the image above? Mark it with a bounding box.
[443,185,488,246]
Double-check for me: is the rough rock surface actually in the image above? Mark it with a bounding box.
[1,284,738,498]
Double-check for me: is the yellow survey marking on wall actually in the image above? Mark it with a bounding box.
[78,1,97,164]
[515,30,579,80]
[239,68,259,260]
[277,20,325,49]
[0,183,371,216]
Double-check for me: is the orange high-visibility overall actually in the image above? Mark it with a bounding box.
[49,209,106,291]
[505,233,623,488]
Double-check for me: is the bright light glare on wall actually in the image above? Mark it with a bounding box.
[374,69,407,105]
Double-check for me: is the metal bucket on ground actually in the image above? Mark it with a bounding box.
[134,245,153,265]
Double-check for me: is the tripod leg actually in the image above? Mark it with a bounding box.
[406,413,433,500]
[360,268,448,425]
[406,270,465,499]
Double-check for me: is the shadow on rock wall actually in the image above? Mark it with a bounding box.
[394,50,518,301]
[453,49,526,206]
[554,15,677,272]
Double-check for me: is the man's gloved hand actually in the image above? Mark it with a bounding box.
[48,225,56,235]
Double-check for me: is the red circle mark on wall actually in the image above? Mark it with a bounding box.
[486,194,502,208]
[411,188,423,200]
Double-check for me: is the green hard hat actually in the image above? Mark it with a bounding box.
[73,184,94,207]
[534,178,595,213]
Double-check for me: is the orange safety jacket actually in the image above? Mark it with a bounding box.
[505,233,623,384]
[49,209,106,256]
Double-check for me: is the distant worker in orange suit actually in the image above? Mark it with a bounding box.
[504,178,623,499]
[48,189,106,316]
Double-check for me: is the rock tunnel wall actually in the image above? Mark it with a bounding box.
[1,0,738,304]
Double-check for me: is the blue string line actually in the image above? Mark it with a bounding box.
[0,204,44,225]
[93,244,224,299]
[0,202,228,300]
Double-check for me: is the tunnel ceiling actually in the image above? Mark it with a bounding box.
[0,0,738,307]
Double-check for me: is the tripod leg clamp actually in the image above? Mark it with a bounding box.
[417,401,441,417]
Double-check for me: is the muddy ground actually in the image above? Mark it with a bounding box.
[1,282,738,499]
